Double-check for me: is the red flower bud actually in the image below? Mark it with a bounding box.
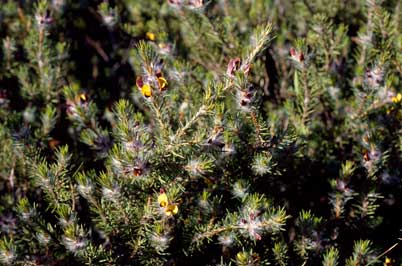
[227,57,241,77]
[136,76,144,89]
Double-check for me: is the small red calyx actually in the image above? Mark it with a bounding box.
[136,76,144,89]
[227,57,241,77]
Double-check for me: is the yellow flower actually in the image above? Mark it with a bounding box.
[146,32,156,41]
[158,192,179,216]
[384,257,393,266]
[392,93,402,103]
[157,77,168,91]
[158,192,168,207]
[165,204,178,216]
[79,93,87,102]
[141,84,152,98]
[75,93,87,104]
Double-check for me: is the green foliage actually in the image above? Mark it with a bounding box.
[322,247,339,266]
[0,0,401,265]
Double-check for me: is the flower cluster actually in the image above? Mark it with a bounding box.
[236,85,257,112]
[364,65,384,89]
[136,68,168,98]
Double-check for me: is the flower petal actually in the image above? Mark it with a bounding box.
[165,204,178,216]
[146,32,156,41]
[158,193,168,207]
[158,77,168,91]
[136,76,144,89]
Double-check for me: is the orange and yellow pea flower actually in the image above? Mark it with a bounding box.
[136,76,152,98]
[136,75,166,98]
[384,257,393,266]
[158,192,178,216]
[165,204,178,216]
[74,93,87,104]
[141,84,152,98]
[78,93,87,102]
[157,77,168,91]
[158,192,168,207]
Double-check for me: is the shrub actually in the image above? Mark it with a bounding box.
[0,0,401,265]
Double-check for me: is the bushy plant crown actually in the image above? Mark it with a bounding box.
[0,0,401,265]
